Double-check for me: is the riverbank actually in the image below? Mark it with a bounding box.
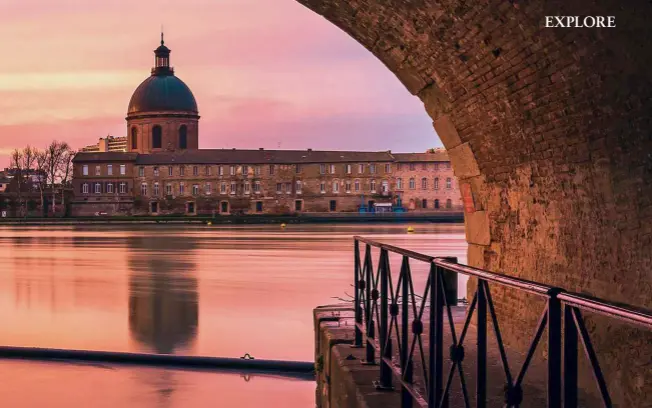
[0,211,463,225]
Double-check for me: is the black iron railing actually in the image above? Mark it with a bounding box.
[352,236,652,408]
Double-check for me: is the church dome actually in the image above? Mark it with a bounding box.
[128,75,198,115]
[127,33,198,116]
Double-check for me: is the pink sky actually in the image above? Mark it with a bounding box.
[0,0,440,166]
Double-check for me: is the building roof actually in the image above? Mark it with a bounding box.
[392,150,449,162]
[73,152,139,163]
[134,149,396,165]
[128,75,198,115]
[72,149,452,165]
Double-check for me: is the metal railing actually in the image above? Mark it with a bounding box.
[352,236,652,408]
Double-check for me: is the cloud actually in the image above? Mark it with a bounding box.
[0,0,440,168]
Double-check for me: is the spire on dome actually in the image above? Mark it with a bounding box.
[153,31,173,76]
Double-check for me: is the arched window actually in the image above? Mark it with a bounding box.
[434,177,439,190]
[179,125,188,149]
[421,177,428,189]
[446,199,452,209]
[434,199,440,209]
[131,127,138,150]
[446,177,452,189]
[409,178,415,190]
[396,178,403,190]
[152,125,162,149]
[422,199,427,208]
[332,179,340,193]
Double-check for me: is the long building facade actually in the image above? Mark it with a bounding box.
[72,149,460,216]
[71,36,461,216]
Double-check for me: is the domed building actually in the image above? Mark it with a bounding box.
[126,34,200,153]
[71,34,460,217]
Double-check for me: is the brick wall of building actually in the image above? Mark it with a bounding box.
[72,150,461,216]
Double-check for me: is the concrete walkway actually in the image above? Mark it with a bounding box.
[314,304,601,408]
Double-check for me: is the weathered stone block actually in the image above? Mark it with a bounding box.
[464,210,491,245]
[433,115,462,149]
[448,143,481,180]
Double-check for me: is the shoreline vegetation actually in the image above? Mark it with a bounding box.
[0,211,463,225]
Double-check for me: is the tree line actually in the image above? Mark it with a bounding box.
[8,141,76,217]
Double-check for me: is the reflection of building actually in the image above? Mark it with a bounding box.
[127,236,198,354]
[71,35,462,216]
[81,135,127,153]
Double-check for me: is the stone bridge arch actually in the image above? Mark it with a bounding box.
[297,0,652,405]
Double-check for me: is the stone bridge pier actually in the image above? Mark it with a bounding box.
[297,0,652,405]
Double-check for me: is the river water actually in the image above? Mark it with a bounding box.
[0,223,466,407]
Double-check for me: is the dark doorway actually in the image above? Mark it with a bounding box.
[187,202,195,214]
[295,200,303,211]
[256,201,263,212]
[329,200,337,212]
[151,202,158,213]
[422,199,427,209]
[368,200,375,212]
[434,199,440,209]
[220,201,229,214]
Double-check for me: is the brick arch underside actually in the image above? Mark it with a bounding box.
[297,0,652,405]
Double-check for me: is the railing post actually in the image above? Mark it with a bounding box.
[548,290,562,408]
[476,279,487,408]
[400,256,413,408]
[377,248,393,389]
[441,257,458,307]
[429,263,446,408]
[363,244,376,365]
[353,239,363,347]
[564,305,578,408]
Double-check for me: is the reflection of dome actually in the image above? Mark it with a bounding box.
[127,236,199,354]
[127,75,198,114]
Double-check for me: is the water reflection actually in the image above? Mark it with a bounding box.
[127,236,199,354]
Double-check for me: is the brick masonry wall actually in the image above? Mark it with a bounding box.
[127,114,199,153]
[393,161,462,210]
[127,161,459,215]
[297,0,652,405]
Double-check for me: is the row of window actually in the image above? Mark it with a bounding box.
[397,177,453,190]
[397,162,452,171]
[82,177,455,196]
[420,199,454,209]
[82,161,453,178]
[136,163,392,178]
[81,182,128,194]
[82,164,127,176]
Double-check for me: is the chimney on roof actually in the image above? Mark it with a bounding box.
[259,148,264,150]
[307,148,312,151]
[387,150,391,153]
[232,148,236,150]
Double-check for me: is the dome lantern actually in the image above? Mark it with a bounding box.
[153,31,173,76]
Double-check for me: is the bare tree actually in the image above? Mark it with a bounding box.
[9,149,24,216]
[35,149,49,215]
[9,146,36,217]
[45,141,69,215]
[59,147,76,215]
